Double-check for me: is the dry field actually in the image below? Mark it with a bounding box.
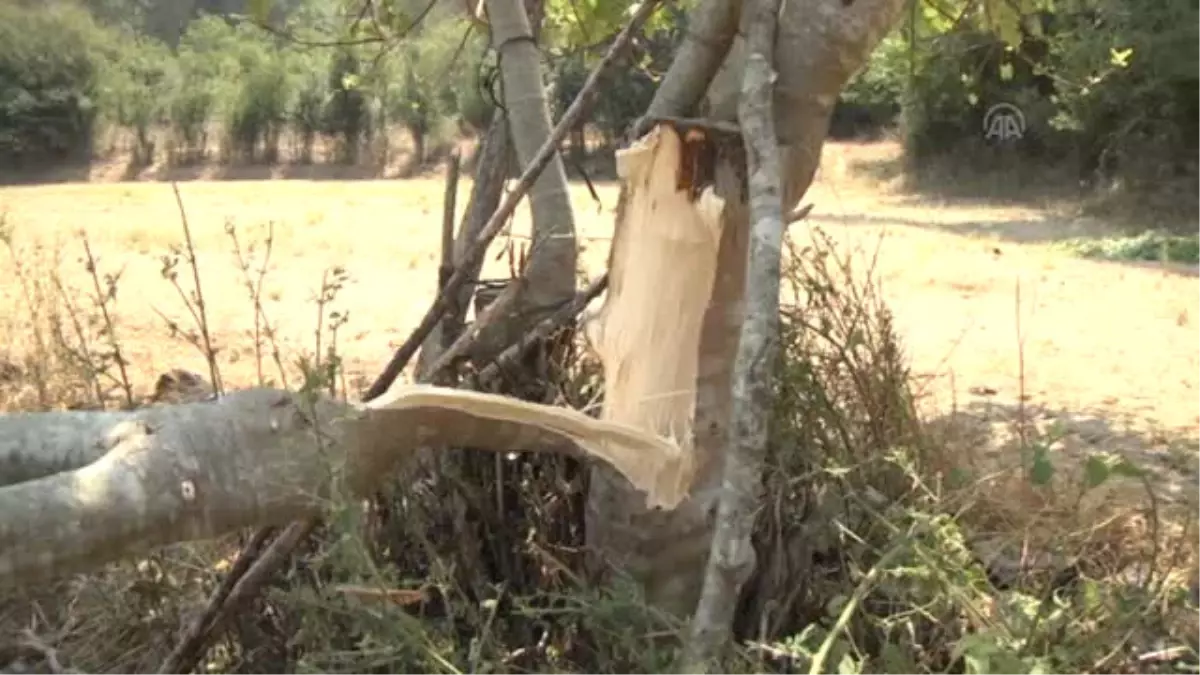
[0,140,1196,500]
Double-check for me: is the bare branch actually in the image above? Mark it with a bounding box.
[682,0,783,665]
[472,273,607,384]
[636,0,744,131]
[18,629,79,675]
[156,525,278,674]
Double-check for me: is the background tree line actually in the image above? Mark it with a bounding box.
[1,0,1195,194]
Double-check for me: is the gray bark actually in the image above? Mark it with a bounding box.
[416,112,511,380]
[682,0,784,664]
[477,0,579,359]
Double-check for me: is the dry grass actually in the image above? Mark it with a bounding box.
[809,142,1198,505]
[0,173,622,402]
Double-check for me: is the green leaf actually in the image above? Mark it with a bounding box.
[838,652,861,675]
[1110,47,1134,68]
[1110,457,1145,479]
[1083,455,1111,489]
[879,641,918,673]
[1030,446,1055,486]
[999,63,1015,81]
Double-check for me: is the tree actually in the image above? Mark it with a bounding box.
[1,0,909,667]
[582,0,909,623]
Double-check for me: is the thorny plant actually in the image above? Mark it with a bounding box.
[156,182,224,395]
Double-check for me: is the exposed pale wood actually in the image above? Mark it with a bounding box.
[584,122,743,617]
[587,124,726,452]
[362,0,662,400]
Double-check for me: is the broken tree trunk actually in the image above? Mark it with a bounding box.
[585,0,911,620]
[0,386,692,590]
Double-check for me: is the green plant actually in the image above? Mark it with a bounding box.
[97,33,174,166]
[0,3,109,161]
[1059,232,1200,264]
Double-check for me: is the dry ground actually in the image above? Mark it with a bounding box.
[0,140,1195,499]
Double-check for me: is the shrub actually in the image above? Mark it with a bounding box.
[324,50,370,164]
[291,64,329,164]
[226,53,291,163]
[97,33,174,166]
[0,3,108,162]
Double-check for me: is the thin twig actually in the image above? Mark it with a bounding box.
[157,527,277,674]
[170,182,223,395]
[363,0,664,401]
[18,629,79,675]
[80,237,135,408]
[429,277,526,377]
[472,273,607,385]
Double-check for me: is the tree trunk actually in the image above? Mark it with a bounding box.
[476,0,578,360]
[684,0,784,663]
[585,0,910,620]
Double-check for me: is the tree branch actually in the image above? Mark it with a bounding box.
[636,0,744,133]
[682,0,783,666]
[0,385,691,590]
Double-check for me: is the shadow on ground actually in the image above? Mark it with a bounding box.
[925,396,1199,512]
[809,211,1089,244]
[0,142,622,187]
[806,211,1200,278]
[846,149,1087,206]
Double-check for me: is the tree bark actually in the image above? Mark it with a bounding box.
[478,0,578,359]
[0,386,692,590]
[586,0,910,620]
[682,0,784,665]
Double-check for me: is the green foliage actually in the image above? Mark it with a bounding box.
[81,0,153,31]
[0,2,109,161]
[291,62,330,164]
[97,33,173,164]
[1059,232,1200,264]
[324,49,370,164]
[849,0,1197,192]
[550,16,677,147]
[364,19,476,165]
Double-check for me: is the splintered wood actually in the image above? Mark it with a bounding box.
[586,123,726,494]
[362,385,692,509]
